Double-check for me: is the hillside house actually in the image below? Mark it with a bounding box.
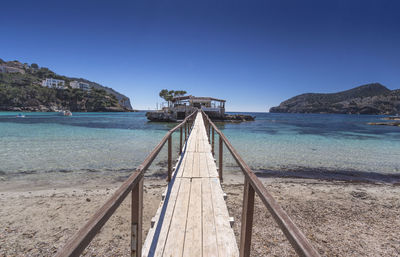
[70,81,91,91]
[41,78,66,89]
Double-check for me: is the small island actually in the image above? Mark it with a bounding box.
[146,89,255,122]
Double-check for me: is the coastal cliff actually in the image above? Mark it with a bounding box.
[270,83,400,115]
[0,59,133,112]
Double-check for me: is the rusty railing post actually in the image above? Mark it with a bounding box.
[179,126,183,154]
[167,135,172,182]
[239,179,255,257]
[212,127,215,156]
[219,135,223,182]
[131,177,143,257]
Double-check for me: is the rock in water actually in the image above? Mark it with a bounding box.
[221,114,255,122]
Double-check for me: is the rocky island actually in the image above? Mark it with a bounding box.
[146,91,255,122]
[0,59,133,112]
[269,83,400,115]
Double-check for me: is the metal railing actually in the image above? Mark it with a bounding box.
[55,110,198,257]
[200,110,320,257]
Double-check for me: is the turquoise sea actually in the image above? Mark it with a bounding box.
[0,112,399,182]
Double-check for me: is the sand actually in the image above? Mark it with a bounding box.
[0,171,399,256]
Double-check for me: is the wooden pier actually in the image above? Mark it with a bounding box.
[56,110,320,257]
[142,112,238,256]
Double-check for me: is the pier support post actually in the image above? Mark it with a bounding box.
[212,127,215,156]
[131,177,143,257]
[219,136,223,182]
[239,179,255,257]
[179,126,183,154]
[168,135,172,182]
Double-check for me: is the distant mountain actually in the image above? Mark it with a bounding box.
[269,83,400,115]
[0,59,133,112]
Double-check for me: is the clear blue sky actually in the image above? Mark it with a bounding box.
[1,0,399,111]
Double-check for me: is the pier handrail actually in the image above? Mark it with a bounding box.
[55,110,198,257]
[200,110,320,257]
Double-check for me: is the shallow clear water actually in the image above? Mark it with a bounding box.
[220,113,400,177]
[0,112,399,178]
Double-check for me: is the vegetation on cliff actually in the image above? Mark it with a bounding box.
[270,83,400,115]
[0,59,132,112]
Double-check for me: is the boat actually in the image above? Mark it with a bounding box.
[16,113,25,118]
[63,110,72,116]
[59,110,72,116]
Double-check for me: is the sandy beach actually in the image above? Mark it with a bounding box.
[0,171,399,257]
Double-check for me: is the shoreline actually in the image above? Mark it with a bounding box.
[0,171,399,256]
[255,168,400,184]
[2,166,400,186]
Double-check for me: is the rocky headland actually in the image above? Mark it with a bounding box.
[0,59,133,112]
[270,83,400,115]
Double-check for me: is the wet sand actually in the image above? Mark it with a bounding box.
[0,171,399,256]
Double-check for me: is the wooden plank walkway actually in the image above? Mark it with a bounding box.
[142,113,239,257]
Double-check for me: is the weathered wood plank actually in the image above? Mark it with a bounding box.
[193,152,200,177]
[198,137,204,152]
[188,134,197,152]
[182,152,193,178]
[146,178,183,257]
[174,151,187,178]
[199,153,208,178]
[162,178,191,257]
[202,178,219,257]
[206,152,219,178]
[210,178,239,257]
[183,179,203,257]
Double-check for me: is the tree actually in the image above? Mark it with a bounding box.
[173,90,187,97]
[159,89,173,101]
[159,89,174,107]
[159,89,187,107]
[30,63,39,69]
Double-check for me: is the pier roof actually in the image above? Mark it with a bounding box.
[172,95,226,102]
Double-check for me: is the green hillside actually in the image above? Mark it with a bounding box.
[0,59,132,112]
[270,83,400,115]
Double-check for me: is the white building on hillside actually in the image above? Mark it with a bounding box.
[42,78,66,89]
[70,81,91,91]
